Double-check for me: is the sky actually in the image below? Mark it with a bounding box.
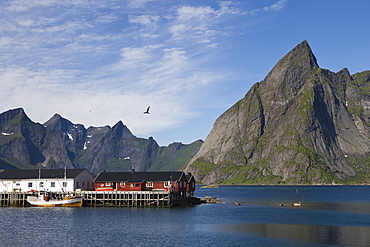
[0,0,369,146]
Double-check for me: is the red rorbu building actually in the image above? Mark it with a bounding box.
[93,170,196,196]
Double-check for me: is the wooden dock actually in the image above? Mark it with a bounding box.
[81,191,173,207]
[0,191,188,207]
[0,192,30,206]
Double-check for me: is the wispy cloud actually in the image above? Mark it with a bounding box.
[129,15,161,28]
[250,0,289,14]
[0,0,288,144]
[169,4,244,46]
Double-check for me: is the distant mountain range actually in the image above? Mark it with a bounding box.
[185,40,370,185]
[0,108,202,174]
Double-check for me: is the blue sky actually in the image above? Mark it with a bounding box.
[0,0,369,146]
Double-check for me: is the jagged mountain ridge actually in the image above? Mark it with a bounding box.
[0,108,202,174]
[186,40,370,185]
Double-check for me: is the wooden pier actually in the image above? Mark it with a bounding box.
[0,192,31,206]
[0,191,188,207]
[81,191,173,207]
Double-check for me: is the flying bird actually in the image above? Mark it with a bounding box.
[144,106,150,114]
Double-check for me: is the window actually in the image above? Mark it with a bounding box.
[39,182,44,188]
[51,182,55,187]
[146,182,153,187]
[164,181,171,187]
[63,182,67,187]
[130,183,139,187]
[15,183,20,186]
[120,182,125,186]
[106,182,111,186]
[28,182,32,187]
[76,182,79,187]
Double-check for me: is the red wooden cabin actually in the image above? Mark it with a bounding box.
[94,170,196,194]
[186,172,196,196]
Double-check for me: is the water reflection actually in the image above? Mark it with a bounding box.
[246,201,370,215]
[220,223,370,246]
[301,202,370,215]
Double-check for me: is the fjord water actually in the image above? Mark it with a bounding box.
[1,186,370,246]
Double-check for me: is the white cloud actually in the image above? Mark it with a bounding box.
[95,14,118,23]
[119,45,162,69]
[66,42,108,53]
[169,6,218,43]
[265,0,289,11]
[168,2,247,46]
[0,0,289,144]
[15,18,35,27]
[4,0,107,12]
[176,6,215,21]
[249,0,289,14]
[0,65,194,137]
[127,0,157,9]
[218,1,245,15]
[129,15,160,27]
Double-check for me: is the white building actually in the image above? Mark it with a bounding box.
[0,169,95,192]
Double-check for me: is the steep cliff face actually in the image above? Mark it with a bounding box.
[186,40,370,185]
[0,108,201,174]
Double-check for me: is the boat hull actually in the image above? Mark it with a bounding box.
[95,187,114,191]
[27,196,83,207]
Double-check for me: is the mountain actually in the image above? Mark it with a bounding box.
[0,108,202,174]
[185,40,370,185]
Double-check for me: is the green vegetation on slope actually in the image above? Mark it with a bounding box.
[149,141,203,171]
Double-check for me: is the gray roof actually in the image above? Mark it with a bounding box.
[0,169,88,179]
[94,171,186,183]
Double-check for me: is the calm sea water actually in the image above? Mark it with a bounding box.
[1,186,370,247]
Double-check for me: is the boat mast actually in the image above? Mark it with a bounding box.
[296,189,300,202]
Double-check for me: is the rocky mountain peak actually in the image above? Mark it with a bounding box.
[0,108,34,133]
[44,113,73,132]
[0,108,23,130]
[111,121,134,140]
[186,40,370,185]
[263,40,319,100]
[0,108,45,165]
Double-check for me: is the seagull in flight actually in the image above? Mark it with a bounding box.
[144,106,150,114]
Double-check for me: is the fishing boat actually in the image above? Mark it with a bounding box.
[27,192,83,207]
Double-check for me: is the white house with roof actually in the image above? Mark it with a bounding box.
[0,169,95,192]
